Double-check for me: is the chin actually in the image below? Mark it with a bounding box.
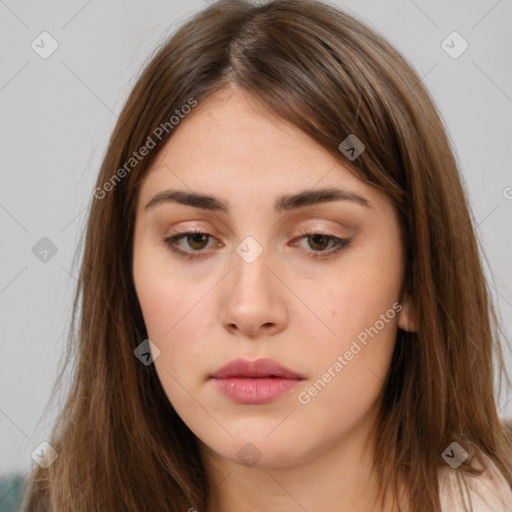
[205,432,313,470]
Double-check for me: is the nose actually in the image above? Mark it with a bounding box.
[219,245,288,338]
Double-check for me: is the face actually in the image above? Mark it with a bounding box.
[132,86,412,470]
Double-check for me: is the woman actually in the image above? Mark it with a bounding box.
[22,0,512,510]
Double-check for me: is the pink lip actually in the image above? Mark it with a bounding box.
[210,358,304,405]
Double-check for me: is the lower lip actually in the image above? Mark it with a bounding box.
[211,377,303,404]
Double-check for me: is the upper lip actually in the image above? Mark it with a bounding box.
[211,358,304,379]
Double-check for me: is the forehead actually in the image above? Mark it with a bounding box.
[136,86,392,221]
[154,88,339,170]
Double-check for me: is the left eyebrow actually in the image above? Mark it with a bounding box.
[144,187,371,212]
[274,187,371,212]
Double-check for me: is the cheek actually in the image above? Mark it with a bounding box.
[134,272,180,338]
[307,239,403,388]
[299,279,400,427]
[133,251,207,371]
[326,262,402,338]
[134,239,191,334]
[335,226,403,325]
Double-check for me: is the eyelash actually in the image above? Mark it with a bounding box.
[163,228,352,261]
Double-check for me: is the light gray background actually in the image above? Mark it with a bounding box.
[1,0,511,480]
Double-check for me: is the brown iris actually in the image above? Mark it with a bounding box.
[307,234,330,251]
[187,233,209,250]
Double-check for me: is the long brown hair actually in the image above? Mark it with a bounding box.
[22,0,512,510]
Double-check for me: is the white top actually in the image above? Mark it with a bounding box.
[439,451,512,511]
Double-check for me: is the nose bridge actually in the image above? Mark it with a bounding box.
[231,234,273,300]
[235,234,266,267]
[219,233,288,336]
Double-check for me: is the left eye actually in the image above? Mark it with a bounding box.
[292,232,351,259]
[297,233,341,251]
[163,231,351,259]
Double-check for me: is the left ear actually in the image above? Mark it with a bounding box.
[397,293,416,332]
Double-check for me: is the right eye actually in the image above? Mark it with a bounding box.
[163,230,221,258]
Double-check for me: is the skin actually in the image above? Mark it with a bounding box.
[132,85,415,512]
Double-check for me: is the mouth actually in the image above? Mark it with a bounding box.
[210,357,304,379]
[210,358,305,405]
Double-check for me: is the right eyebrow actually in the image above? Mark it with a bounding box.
[145,190,229,212]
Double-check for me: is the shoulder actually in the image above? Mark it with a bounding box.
[438,449,512,512]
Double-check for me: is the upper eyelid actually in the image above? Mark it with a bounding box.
[166,228,345,240]
[158,211,356,237]
[164,220,352,237]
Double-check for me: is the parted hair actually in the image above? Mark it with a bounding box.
[22,1,512,511]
